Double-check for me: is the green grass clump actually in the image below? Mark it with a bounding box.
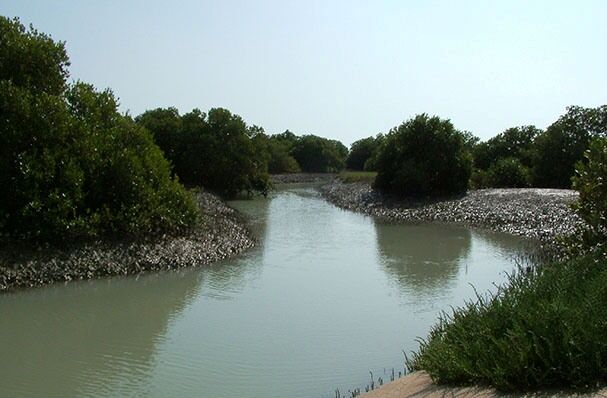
[408,252,607,392]
[338,170,378,184]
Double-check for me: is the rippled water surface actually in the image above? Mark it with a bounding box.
[0,185,528,397]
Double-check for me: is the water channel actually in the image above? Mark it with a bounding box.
[0,185,528,397]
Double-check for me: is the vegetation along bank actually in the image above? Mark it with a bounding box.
[322,181,580,244]
[0,191,254,291]
[3,13,607,395]
[327,110,606,394]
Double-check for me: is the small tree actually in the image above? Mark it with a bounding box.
[137,107,271,196]
[0,17,197,242]
[346,136,380,170]
[473,126,540,170]
[570,137,607,255]
[531,106,607,188]
[486,158,531,188]
[0,17,69,95]
[374,114,472,197]
[290,135,347,173]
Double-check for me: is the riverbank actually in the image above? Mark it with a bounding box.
[323,180,598,397]
[363,371,606,398]
[270,173,336,184]
[321,180,580,243]
[0,190,254,291]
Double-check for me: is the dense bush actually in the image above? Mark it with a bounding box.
[473,126,540,170]
[471,107,606,189]
[261,131,301,174]
[0,17,69,95]
[346,136,379,170]
[409,137,607,392]
[486,157,531,188]
[0,17,197,242]
[267,141,301,174]
[374,114,472,197]
[362,135,386,172]
[290,135,347,173]
[409,252,607,391]
[136,107,271,196]
[469,169,490,189]
[531,106,607,188]
[569,137,607,255]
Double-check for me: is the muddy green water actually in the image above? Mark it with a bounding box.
[0,185,528,397]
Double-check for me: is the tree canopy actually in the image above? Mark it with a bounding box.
[346,136,382,171]
[136,107,271,197]
[0,16,197,242]
[374,114,472,197]
[290,135,347,173]
[531,105,607,188]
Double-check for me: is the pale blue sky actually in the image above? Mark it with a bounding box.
[2,1,606,145]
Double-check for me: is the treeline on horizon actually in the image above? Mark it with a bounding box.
[135,108,348,197]
[1,15,606,244]
[347,105,607,192]
[136,102,607,199]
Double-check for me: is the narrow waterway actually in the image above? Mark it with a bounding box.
[0,185,528,397]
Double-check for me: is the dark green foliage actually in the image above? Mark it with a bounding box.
[133,107,182,160]
[257,131,300,174]
[272,129,299,150]
[362,134,385,172]
[473,126,540,170]
[136,107,270,196]
[531,106,607,188]
[486,158,531,188]
[409,252,607,391]
[0,17,69,95]
[568,137,607,256]
[346,136,381,171]
[290,135,347,173]
[338,171,377,184]
[267,140,301,174]
[0,17,197,242]
[374,114,472,197]
[410,137,607,392]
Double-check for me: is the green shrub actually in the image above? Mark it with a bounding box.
[531,105,607,188]
[137,107,271,197]
[409,139,607,392]
[0,17,197,242]
[568,137,607,256]
[346,136,378,170]
[290,135,347,173]
[374,114,472,197]
[469,169,490,189]
[264,137,301,174]
[486,157,531,188]
[473,126,540,170]
[0,17,69,95]
[409,252,607,391]
[338,171,377,184]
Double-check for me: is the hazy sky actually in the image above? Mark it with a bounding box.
[2,1,606,145]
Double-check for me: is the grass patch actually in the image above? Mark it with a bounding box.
[408,252,607,392]
[338,170,377,184]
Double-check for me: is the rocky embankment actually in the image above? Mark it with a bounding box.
[0,191,254,291]
[322,180,581,243]
[271,173,335,184]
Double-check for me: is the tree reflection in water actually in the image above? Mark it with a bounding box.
[374,222,472,295]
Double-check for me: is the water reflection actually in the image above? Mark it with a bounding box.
[0,270,201,397]
[0,186,527,398]
[375,222,471,295]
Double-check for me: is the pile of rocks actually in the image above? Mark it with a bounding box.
[0,191,255,291]
[321,181,581,242]
[270,173,335,184]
